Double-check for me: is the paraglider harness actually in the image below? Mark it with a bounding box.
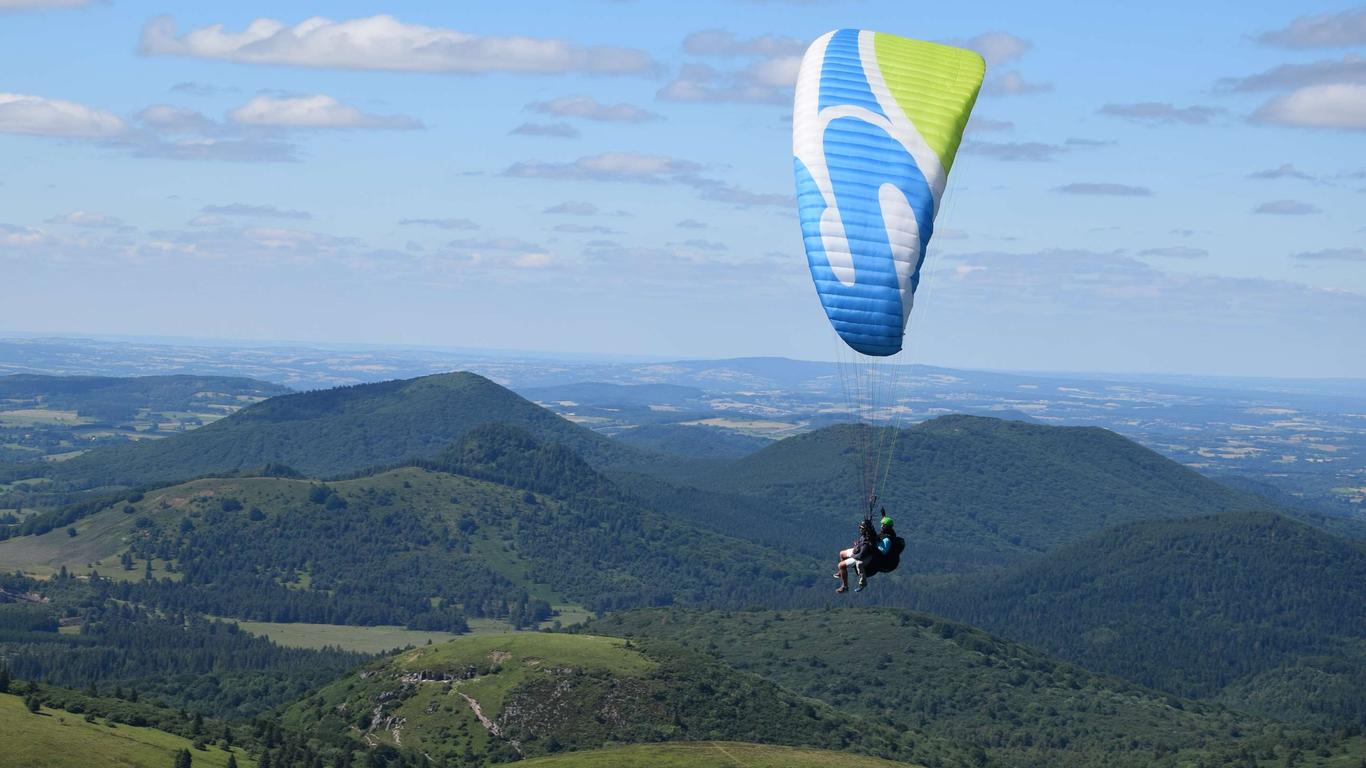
[854,496,905,577]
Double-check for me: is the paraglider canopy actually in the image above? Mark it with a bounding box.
[793,29,985,357]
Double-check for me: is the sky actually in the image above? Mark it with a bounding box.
[1,0,1364,377]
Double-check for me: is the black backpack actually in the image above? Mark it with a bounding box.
[881,536,906,572]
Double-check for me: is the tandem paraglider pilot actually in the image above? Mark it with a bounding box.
[835,511,905,593]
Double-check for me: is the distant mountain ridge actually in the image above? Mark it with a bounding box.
[49,372,648,486]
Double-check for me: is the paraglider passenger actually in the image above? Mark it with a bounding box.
[835,513,903,593]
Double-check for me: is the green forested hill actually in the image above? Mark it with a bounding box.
[582,608,1358,768]
[0,428,811,630]
[47,372,646,487]
[281,632,956,767]
[907,511,1366,725]
[658,416,1277,571]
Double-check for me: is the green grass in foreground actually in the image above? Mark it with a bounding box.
[0,692,256,768]
[520,742,920,767]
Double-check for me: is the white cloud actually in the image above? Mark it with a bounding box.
[1055,182,1153,196]
[1252,83,1366,130]
[526,95,659,123]
[228,94,420,130]
[1253,199,1320,215]
[1259,7,1366,49]
[0,92,123,137]
[1098,102,1223,125]
[139,15,657,75]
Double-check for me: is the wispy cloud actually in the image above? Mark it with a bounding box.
[46,211,129,230]
[202,203,312,220]
[505,152,701,183]
[949,31,1031,67]
[963,138,1105,162]
[1139,246,1208,258]
[552,223,619,234]
[966,117,1014,133]
[982,71,1053,96]
[227,94,420,130]
[507,152,788,208]
[509,121,579,138]
[661,29,802,105]
[1055,182,1152,196]
[138,15,658,75]
[682,28,806,58]
[1253,199,1320,215]
[1248,163,1319,181]
[1218,55,1365,91]
[1258,7,1366,49]
[543,201,600,216]
[658,61,797,104]
[0,0,94,8]
[1291,247,1366,261]
[526,95,659,123]
[1098,102,1223,125]
[169,81,237,97]
[399,218,478,230]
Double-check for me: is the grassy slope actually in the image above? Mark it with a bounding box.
[660,416,1277,571]
[0,692,255,768]
[50,372,646,486]
[282,632,950,766]
[583,608,1327,768]
[519,742,922,767]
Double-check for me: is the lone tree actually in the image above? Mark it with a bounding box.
[0,664,11,693]
[25,694,40,714]
[174,748,192,768]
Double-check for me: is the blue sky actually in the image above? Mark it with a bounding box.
[2,1,1363,377]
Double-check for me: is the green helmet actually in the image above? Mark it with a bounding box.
[880,516,895,529]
